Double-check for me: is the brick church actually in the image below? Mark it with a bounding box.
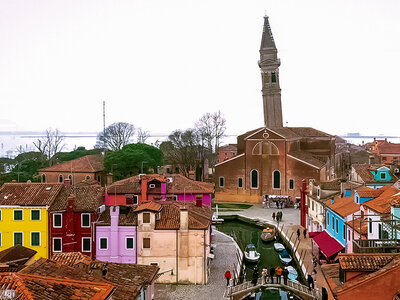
[215,15,337,203]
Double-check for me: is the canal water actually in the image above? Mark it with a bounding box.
[217,218,303,300]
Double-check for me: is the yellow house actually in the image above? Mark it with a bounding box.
[0,183,64,259]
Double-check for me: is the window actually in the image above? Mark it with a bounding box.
[42,174,46,183]
[312,201,314,211]
[149,183,156,188]
[82,237,91,252]
[271,72,276,83]
[356,195,359,204]
[99,238,108,250]
[336,219,339,233]
[85,175,91,180]
[379,224,382,239]
[143,238,151,249]
[126,194,138,205]
[126,237,134,249]
[143,213,150,224]
[31,210,40,221]
[273,170,280,189]
[317,188,320,197]
[31,232,40,246]
[173,195,178,201]
[53,238,62,252]
[81,214,90,228]
[380,172,386,180]
[68,174,73,185]
[53,214,62,228]
[13,210,23,221]
[343,225,346,240]
[238,178,243,188]
[0,209,2,220]
[382,157,387,161]
[58,174,63,183]
[332,216,334,230]
[327,212,330,225]
[369,218,372,233]
[251,170,259,189]
[97,175,101,182]
[14,232,23,246]
[219,177,225,188]
[348,230,351,241]
[289,179,294,190]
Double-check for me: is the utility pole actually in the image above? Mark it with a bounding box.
[103,101,106,150]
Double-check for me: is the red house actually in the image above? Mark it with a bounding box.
[48,185,104,258]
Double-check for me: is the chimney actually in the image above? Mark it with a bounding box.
[110,206,119,259]
[180,208,188,230]
[141,177,148,202]
[67,194,75,212]
[110,206,119,227]
[188,170,195,181]
[196,195,202,207]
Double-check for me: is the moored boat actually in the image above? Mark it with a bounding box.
[286,265,298,280]
[279,250,292,264]
[273,242,285,252]
[260,227,275,242]
[244,244,260,263]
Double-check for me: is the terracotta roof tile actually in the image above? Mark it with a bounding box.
[363,186,400,213]
[135,202,161,212]
[288,151,326,168]
[39,154,104,173]
[49,185,105,212]
[0,183,63,206]
[378,143,400,154]
[325,196,360,217]
[338,253,399,271]
[356,185,388,198]
[52,252,92,267]
[97,206,137,226]
[0,272,115,300]
[346,218,368,235]
[352,164,398,183]
[0,246,37,266]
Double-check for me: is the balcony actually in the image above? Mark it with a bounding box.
[353,239,400,253]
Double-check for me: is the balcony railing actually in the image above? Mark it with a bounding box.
[353,239,400,253]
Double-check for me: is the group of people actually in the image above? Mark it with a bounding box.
[297,228,307,240]
[272,211,283,222]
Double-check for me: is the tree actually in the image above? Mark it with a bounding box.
[137,128,150,144]
[160,129,201,177]
[195,110,226,153]
[53,147,103,163]
[33,129,65,166]
[104,143,163,180]
[97,122,135,151]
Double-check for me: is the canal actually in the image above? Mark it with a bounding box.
[217,218,304,299]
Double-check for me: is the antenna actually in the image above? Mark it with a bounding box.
[103,101,106,150]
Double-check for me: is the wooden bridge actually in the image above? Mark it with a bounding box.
[224,277,321,300]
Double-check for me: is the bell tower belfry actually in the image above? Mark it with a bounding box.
[258,15,283,128]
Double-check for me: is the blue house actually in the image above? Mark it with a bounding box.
[325,195,360,252]
[351,164,398,189]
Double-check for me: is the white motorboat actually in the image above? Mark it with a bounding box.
[273,242,285,252]
[279,250,292,264]
[286,266,298,280]
[244,244,260,263]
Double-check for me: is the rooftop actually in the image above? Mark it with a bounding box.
[325,196,360,217]
[346,218,368,235]
[97,206,137,226]
[338,253,400,271]
[363,186,400,213]
[352,164,398,183]
[39,154,104,173]
[0,246,37,267]
[0,183,63,206]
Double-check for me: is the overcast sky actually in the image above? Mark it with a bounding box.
[0,0,399,140]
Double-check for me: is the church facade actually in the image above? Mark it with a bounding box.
[214,16,337,203]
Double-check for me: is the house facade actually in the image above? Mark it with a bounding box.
[0,183,64,259]
[39,154,106,186]
[95,205,137,264]
[135,201,212,284]
[106,174,213,207]
[48,185,104,258]
[350,164,398,189]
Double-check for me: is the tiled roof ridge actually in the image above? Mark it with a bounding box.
[335,255,400,295]
[39,154,103,172]
[0,272,35,300]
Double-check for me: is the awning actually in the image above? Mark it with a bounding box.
[312,231,344,258]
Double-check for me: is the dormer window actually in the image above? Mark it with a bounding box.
[149,184,156,189]
[380,172,386,180]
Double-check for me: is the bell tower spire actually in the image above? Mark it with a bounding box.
[258,14,283,128]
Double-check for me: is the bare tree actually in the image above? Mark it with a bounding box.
[137,128,150,144]
[98,122,135,151]
[33,128,65,166]
[195,110,226,152]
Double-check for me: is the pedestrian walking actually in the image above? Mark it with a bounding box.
[279,211,283,221]
[282,267,289,285]
[262,267,268,284]
[276,201,279,208]
[252,266,259,286]
[272,212,276,221]
[303,228,307,239]
[297,228,301,240]
[280,201,283,209]
[224,270,232,286]
[275,266,282,284]
[307,274,314,291]
[269,266,275,284]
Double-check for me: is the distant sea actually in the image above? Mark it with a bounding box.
[0,131,399,158]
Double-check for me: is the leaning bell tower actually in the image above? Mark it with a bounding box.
[258,15,283,128]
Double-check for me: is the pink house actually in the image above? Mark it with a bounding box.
[106,173,213,206]
[95,205,137,263]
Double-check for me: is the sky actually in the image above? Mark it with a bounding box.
[0,0,399,143]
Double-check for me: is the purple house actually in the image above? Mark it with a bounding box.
[95,205,137,263]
